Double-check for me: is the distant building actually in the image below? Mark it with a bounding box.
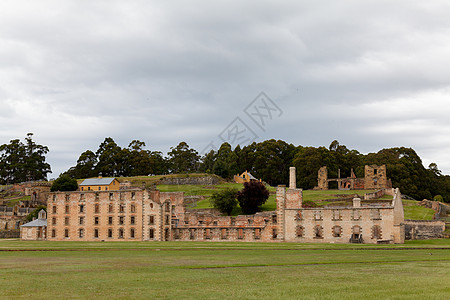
[79,177,120,192]
[23,167,406,244]
[234,171,261,184]
[20,209,47,240]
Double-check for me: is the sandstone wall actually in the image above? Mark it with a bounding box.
[404,220,445,240]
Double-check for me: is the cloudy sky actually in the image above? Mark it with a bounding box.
[1,0,450,177]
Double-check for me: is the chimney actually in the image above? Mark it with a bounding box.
[289,167,296,189]
[98,173,103,179]
[353,197,361,208]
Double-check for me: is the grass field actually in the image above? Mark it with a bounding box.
[0,239,449,299]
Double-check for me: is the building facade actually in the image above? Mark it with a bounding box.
[38,168,405,244]
[79,177,121,192]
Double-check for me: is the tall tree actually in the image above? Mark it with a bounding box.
[95,138,123,176]
[0,133,51,184]
[167,142,200,173]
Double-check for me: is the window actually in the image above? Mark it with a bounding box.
[272,229,278,239]
[165,202,170,211]
[165,215,170,225]
[79,228,84,238]
[51,229,56,238]
[94,228,99,238]
[314,210,322,221]
[204,228,211,239]
[98,187,101,191]
[52,206,57,214]
[118,228,124,239]
[120,192,124,201]
[94,216,99,225]
[52,195,56,202]
[150,203,153,209]
[119,204,125,213]
[79,205,85,213]
[332,210,341,221]
[65,194,70,202]
[94,204,100,214]
[272,215,277,223]
[108,204,113,213]
[131,192,135,200]
[332,226,342,237]
[52,217,56,225]
[119,216,124,225]
[88,187,91,191]
[352,210,360,220]
[174,229,180,239]
[65,205,69,214]
[108,216,113,225]
[254,228,261,239]
[314,225,323,239]
[80,193,85,201]
[130,228,135,238]
[296,226,304,238]
[64,228,69,238]
[237,228,244,239]
[108,228,113,238]
[95,193,99,201]
[149,228,154,239]
[109,193,113,201]
[221,228,228,240]
[372,225,382,240]
[130,216,135,225]
[374,169,378,175]
[79,216,84,225]
[130,204,136,213]
[371,209,381,220]
[189,229,196,240]
[149,215,155,225]
[64,217,69,226]
[295,211,302,220]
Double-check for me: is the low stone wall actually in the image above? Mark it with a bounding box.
[404,220,445,240]
[0,230,20,239]
[159,175,221,185]
[364,189,385,200]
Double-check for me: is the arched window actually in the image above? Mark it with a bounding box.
[332,225,342,237]
[296,226,304,238]
[314,225,323,238]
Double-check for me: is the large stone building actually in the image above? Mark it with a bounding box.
[32,167,405,244]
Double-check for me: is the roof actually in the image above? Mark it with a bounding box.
[247,172,257,180]
[21,218,47,227]
[80,178,116,186]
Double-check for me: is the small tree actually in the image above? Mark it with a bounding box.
[237,181,269,214]
[210,188,238,216]
[433,195,444,202]
[51,175,78,192]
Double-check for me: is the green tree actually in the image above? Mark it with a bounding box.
[0,133,51,184]
[213,143,238,179]
[25,205,47,222]
[51,175,79,192]
[210,188,238,215]
[167,142,200,173]
[199,149,217,173]
[237,181,269,214]
[95,138,123,176]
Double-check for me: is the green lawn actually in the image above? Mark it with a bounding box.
[0,239,449,299]
[403,200,436,220]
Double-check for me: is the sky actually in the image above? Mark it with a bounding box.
[1,0,450,178]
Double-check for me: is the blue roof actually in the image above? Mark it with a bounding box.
[80,178,116,186]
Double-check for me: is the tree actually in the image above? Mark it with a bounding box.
[237,181,269,214]
[210,188,238,216]
[167,142,200,173]
[51,175,79,192]
[95,138,123,176]
[25,205,47,222]
[0,133,51,184]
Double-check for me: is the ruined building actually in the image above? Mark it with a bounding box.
[316,165,392,190]
[25,167,405,244]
